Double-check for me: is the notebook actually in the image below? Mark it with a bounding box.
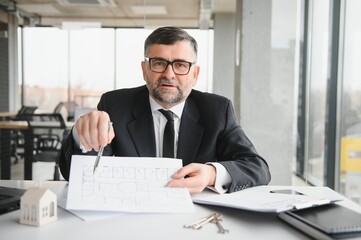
[278,203,361,239]
[0,186,26,215]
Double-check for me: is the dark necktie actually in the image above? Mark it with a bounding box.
[158,109,175,158]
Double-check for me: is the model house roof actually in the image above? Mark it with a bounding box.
[21,188,56,202]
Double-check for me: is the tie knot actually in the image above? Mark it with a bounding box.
[158,109,174,121]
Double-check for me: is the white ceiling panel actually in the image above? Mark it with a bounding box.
[3,0,235,28]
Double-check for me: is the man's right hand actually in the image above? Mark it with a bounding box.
[75,111,115,152]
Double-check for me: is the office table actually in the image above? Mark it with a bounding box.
[0,121,73,180]
[0,112,16,120]
[4,181,361,240]
[0,121,33,180]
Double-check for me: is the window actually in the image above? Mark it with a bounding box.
[300,0,330,186]
[21,28,213,113]
[338,0,361,204]
[297,0,361,206]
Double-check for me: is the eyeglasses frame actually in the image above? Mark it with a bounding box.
[144,57,196,76]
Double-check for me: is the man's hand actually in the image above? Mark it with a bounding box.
[166,163,216,194]
[75,111,115,152]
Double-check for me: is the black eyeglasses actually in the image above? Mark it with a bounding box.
[145,57,195,75]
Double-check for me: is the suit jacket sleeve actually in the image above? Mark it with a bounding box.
[59,128,113,181]
[178,91,271,193]
[59,95,114,181]
[59,86,149,181]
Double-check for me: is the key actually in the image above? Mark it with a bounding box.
[211,215,229,234]
[183,215,209,228]
[184,213,214,229]
[192,214,217,230]
[184,212,220,229]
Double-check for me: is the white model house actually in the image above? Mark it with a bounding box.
[20,188,57,226]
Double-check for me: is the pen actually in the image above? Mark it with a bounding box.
[93,121,113,174]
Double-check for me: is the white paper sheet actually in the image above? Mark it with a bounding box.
[66,155,194,213]
[192,186,345,213]
[58,197,127,221]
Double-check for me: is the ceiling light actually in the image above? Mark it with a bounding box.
[57,0,116,7]
[131,5,167,15]
[17,4,61,14]
[61,21,102,30]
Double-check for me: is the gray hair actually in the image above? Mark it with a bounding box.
[144,26,198,58]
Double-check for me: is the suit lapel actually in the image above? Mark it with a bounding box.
[127,92,156,157]
[177,98,204,166]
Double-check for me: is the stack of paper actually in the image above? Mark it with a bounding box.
[192,185,345,213]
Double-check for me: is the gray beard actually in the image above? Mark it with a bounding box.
[150,87,183,105]
[148,78,184,105]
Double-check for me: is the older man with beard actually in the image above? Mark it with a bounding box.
[59,26,271,194]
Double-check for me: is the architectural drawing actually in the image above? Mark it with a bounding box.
[67,156,194,213]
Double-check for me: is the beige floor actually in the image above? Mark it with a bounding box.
[10,157,64,181]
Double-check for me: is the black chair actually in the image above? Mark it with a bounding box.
[53,101,78,122]
[23,113,67,180]
[14,106,38,120]
[10,106,38,163]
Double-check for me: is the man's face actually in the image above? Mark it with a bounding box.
[141,40,200,109]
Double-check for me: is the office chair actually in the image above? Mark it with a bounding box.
[53,101,78,122]
[10,106,38,164]
[23,113,67,181]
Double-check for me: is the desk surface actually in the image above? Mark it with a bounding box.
[0,112,16,118]
[0,120,73,129]
[0,121,29,129]
[0,180,319,240]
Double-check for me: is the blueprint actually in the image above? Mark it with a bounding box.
[66,155,194,213]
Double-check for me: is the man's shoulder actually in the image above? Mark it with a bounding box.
[98,85,148,111]
[189,89,230,105]
[102,85,148,100]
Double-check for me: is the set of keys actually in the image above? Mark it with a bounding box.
[184,212,229,234]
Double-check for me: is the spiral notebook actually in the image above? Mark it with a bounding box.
[278,203,361,239]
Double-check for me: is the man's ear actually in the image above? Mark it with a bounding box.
[192,65,200,86]
[141,61,147,81]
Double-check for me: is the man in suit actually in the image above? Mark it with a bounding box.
[59,26,271,194]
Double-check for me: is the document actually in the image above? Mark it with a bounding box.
[192,185,345,213]
[59,196,127,221]
[66,155,194,213]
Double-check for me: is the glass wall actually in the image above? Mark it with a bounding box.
[297,0,361,205]
[338,0,361,204]
[21,27,214,117]
[68,28,115,108]
[22,27,68,111]
[304,0,330,185]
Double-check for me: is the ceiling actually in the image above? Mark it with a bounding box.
[1,0,235,29]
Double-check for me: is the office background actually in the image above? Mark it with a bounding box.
[0,0,360,206]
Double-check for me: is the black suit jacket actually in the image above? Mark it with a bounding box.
[59,85,271,192]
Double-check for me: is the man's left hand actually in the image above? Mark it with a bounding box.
[166,163,216,194]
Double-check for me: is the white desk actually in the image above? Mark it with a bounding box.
[2,180,359,240]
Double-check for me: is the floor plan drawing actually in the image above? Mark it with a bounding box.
[67,156,194,213]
